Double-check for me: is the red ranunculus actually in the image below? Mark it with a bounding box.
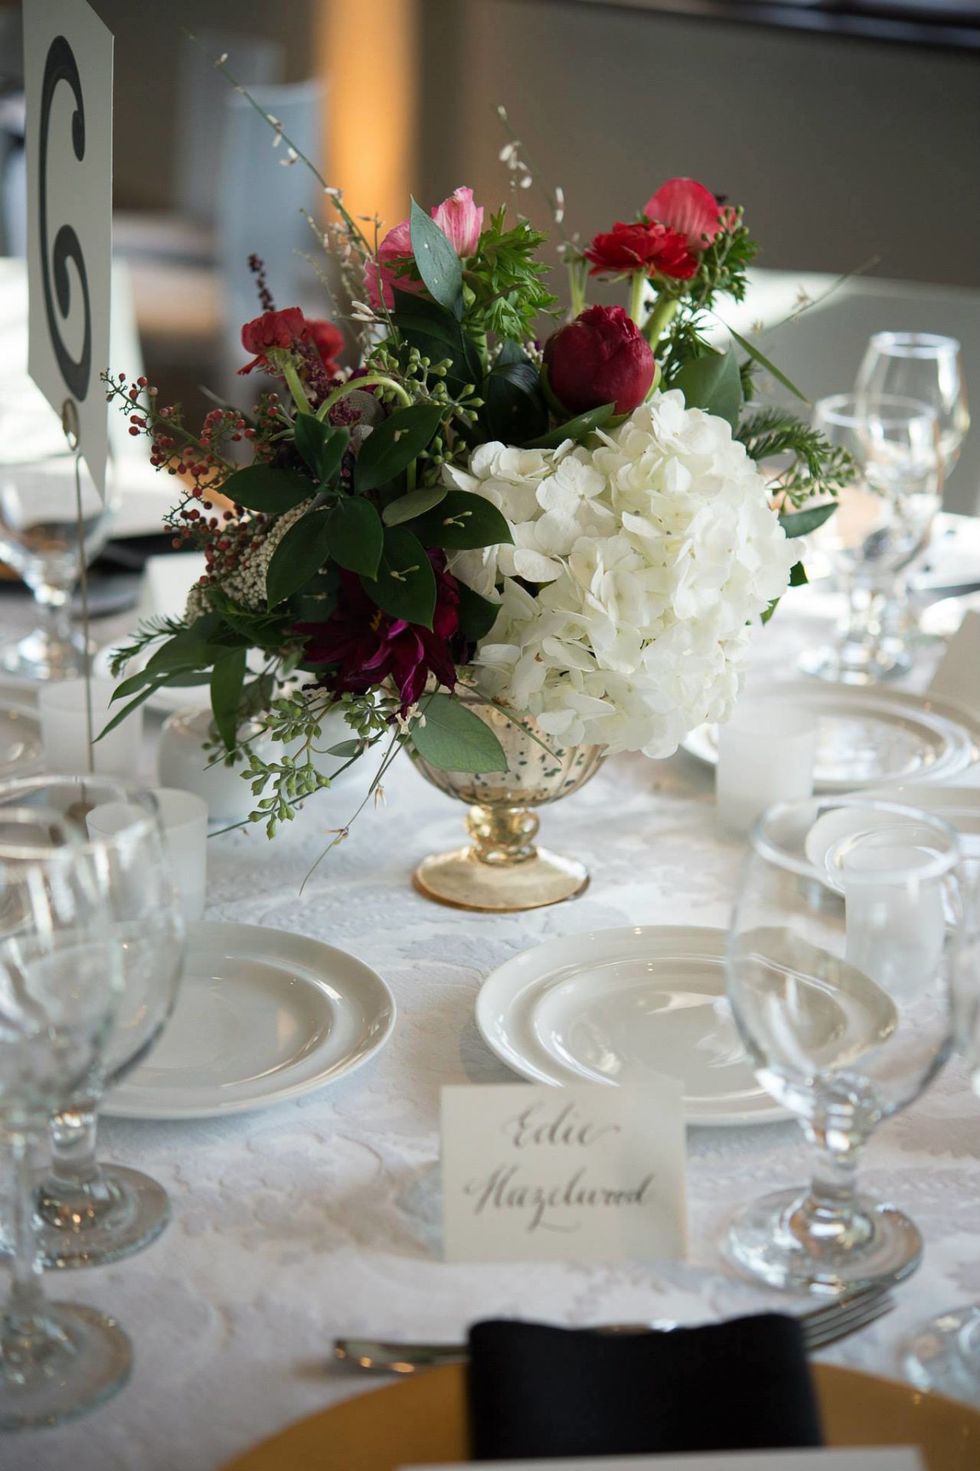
[239,307,345,377]
[307,318,345,378]
[543,305,656,417]
[296,555,460,712]
[644,178,727,252]
[585,219,697,281]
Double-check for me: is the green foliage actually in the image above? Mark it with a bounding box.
[354,402,445,494]
[220,464,313,514]
[327,497,384,578]
[361,526,436,627]
[383,484,447,526]
[409,199,463,315]
[408,693,509,773]
[737,407,856,505]
[210,648,247,750]
[672,343,743,429]
[411,490,514,551]
[526,402,616,449]
[464,209,556,342]
[482,358,549,444]
[293,415,349,481]
[779,502,838,538]
[266,510,333,607]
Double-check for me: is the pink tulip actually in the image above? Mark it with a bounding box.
[644,178,725,252]
[364,187,485,310]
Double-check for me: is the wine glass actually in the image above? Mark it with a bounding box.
[725,797,962,1295]
[0,805,130,1428]
[901,848,980,1400]
[0,402,119,679]
[0,777,185,1268]
[856,332,970,481]
[799,395,942,684]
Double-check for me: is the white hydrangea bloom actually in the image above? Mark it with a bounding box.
[449,392,797,758]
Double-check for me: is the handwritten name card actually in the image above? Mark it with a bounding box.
[440,1082,686,1263]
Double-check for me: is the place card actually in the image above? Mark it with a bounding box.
[440,1082,686,1263]
[406,1450,924,1470]
[928,607,980,716]
[24,0,113,496]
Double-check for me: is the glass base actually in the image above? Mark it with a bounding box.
[413,844,589,912]
[902,1303,980,1405]
[798,642,911,686]
[726,1185,922,1295]
[0,1301,131,1430]
[0,625,93,680]
[35,1165,171,1269]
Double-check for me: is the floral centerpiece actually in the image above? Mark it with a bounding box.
[105,120,847,908]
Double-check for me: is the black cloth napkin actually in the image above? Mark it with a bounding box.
[467,1314,823,1461]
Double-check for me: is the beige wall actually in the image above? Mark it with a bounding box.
[417,0,980,290]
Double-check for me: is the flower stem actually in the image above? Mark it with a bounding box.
[280,359,312,416]
[628,271,647,328]
[567,258,587,318]
[643,293,679,349]
[315,374,414,419]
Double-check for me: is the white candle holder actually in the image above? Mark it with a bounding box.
[38,677,142,779]
[716,702,818,837]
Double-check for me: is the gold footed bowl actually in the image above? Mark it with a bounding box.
[409,698,604,913]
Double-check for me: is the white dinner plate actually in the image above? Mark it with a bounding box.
[682,682,980,792]
[103,921,396,1120]
[476,926,787,1126]
[0,699,43,777]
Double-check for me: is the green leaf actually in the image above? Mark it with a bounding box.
[327,496,384,578]
[412,490,513,551]
[409,198,463,316]
[361,526,436,628]
[391,290,482,394]
[98,681,168,739]
[294,415,349,482]
[525,403,616,449]
[326,739,363,759]
[483,360,549,445]
[355,402,445,495]
[140,614,229,679]
[456,582,500,642]
[779,502,837,538]
[410,693,508,774]
[761,597,780,625]
[674,343,743,429]
[210,647,247,751]
[726,326,808,404]
[266,509,333,607]
[383,484,448,526]
[220,464,314,514]
[789,560,809,587]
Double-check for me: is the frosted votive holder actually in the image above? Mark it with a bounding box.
[38,677,142,779]
[87,786,208,922]
[717,702,818,836]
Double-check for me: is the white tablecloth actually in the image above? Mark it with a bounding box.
[3,591,980,1471]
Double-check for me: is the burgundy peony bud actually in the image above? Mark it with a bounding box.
[543,305,656,417]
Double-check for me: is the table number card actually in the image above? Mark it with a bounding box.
[928,608,980,717]
[440,1082,686,1263]
[24,0,113,497]
[406,1450,924,1470]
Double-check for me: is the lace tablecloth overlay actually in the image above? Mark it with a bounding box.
[3,587,979,1471]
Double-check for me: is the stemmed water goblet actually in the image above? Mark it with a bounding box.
[0,805,129,1428]
[856,332,969,482]
[0,777,185,1268]
[798,394,942,684]
[725,797,963,1295]
[0,402,119,679]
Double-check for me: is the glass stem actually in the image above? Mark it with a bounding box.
[34,580,74,648]
[6,1130,45,1328]
[793,1135,873,1255]
[48,1107,102,1192]
[838,576,887,669]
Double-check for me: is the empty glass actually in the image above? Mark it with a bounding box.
[856,332,969,482]
[725,797,962,1295]
[0,412,118,679]
[0,778,185,1269]
[0,806,129,1428]
[799,395,942,684]
[901,849,980,1400]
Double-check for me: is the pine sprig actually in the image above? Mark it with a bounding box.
[108,615,189,676]
[737,407,855,505]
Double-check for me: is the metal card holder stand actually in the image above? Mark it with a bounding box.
[61,395,94,776]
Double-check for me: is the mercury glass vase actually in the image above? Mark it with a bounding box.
[409,698,604,912]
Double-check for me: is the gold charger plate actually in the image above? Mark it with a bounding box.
[222,1362,980,1471]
